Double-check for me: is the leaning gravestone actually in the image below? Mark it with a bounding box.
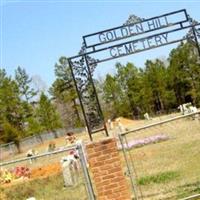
[61,155,78,186]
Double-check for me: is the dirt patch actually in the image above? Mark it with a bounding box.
[0,192,8,200]
[117,117,135,126]
[1,163,62,188]
[107,117,136,128]
[31,162,61,179]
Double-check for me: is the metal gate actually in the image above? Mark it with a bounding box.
[68,9,200,141]
[119,111,200,200]
[0,142,96,200]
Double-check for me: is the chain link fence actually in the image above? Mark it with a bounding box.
[0,128,85,161]
[119,111,200,200]
[0,142,95,200]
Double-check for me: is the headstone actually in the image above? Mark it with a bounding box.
[65,132,77,146]
[144,113,150,120]
[116,118,125,133]
[107,119,113,130]
[26,149,38,164]
[48,141,56,152]
[61,155,79,187]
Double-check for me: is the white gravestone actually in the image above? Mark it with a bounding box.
[144,113,150,120]
[61,155,79,187]
[107,119,114,130]
[116,118,125,133]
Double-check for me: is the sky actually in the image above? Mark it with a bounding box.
[1,0,200,89]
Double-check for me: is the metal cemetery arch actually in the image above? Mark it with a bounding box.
[68,9,200,140]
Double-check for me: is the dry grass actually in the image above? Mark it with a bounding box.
[0,173,88,200]
[123,117,200,199]
[1,113,200,199]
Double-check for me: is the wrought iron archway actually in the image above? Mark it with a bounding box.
[68,9,200,140]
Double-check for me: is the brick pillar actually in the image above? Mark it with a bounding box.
[86,138,131,200]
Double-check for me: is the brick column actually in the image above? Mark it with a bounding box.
[86,138,131,200]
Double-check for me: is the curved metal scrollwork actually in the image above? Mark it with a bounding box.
[186,15,200,58]
[68,10,200,141]
[68,47,105,138]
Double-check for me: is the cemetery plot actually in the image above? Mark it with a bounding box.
[120,113,200,199]
[0,148,89,200]
[68,8,200,139]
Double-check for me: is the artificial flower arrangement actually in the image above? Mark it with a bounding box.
[0,166,31,184]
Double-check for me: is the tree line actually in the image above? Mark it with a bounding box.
[1,41,200,150]
[0,67,62,152]
[102,42,200,119]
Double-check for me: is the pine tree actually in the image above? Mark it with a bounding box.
[144,59,169,112]
[50,56,82,127]
[103,74,121,118]
[0,69,24,152]
[115,62,142,118]
[168,42,200,106]
[15,66,37,102]
[36,92,62,138]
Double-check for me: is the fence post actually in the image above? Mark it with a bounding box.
[9,143,14,155]
[34,135,38,144]
[85,138,132,200]
[76,141,96,200]
[118,134,140,200]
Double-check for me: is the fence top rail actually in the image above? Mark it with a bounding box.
[120,111,200,136]
[0,128,85,148]
[0,142,15,148]
[179,194,200,200]
[0,145,76,167]
[20,134,39,142]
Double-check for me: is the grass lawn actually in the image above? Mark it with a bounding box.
[0,173,88,200]
[1,113,200,199]
[123,117,200,199]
